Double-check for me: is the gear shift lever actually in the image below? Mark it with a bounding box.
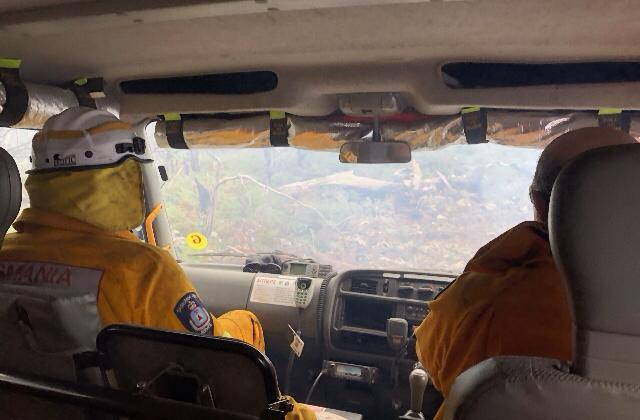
[400,365,429,420]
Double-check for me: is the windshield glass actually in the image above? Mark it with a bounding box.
[155,143,541,273]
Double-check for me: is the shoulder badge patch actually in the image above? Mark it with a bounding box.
[174,292,213,335]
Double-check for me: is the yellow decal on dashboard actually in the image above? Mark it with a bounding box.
[186,232,208,250]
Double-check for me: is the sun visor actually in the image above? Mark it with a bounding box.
[0,59,118,129]
[11,83,79,129]
[288,115,372,150]
[154,110,639,152]
[486,110,599,148]
[0,80,81,129]
[384,115,465,149]
[155,115,270,149]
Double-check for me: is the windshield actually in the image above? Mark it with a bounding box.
[155,143,541,273]
[0,127,542,274]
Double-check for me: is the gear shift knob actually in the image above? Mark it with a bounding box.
[400,366,429,420]
[409,368,429,412]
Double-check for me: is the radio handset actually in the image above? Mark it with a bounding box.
[284,277,314,394]
[295,277,314,309]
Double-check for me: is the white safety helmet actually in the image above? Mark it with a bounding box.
[28,107,152,174]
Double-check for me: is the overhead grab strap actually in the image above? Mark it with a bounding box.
[64,77,106,109]
[0,58,29,127]
[598,108,630,133]
[163,113,189,149]
[461,106,488,144]
[269,110,289,147]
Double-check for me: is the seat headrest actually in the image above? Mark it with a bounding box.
[550,142,640,384]
[0,148,21,243]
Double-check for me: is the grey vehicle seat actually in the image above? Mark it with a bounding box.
[96,324,292,418]
[0,147,102,419]
[442,142,640,420]
[0,147,20,241]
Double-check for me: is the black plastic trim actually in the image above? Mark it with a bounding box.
[462,108,488,144]
[121,71,278,95]
[443,62,640,89]
[64,77,104,109]
[164,119,189,149]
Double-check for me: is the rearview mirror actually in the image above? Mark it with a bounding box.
[339,141,412,164]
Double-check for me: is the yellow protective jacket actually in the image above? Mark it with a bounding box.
[415,222,572,420]
[0,208,316,420]
[0,208,265,350]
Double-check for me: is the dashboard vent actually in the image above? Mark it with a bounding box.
[350,279,378,295]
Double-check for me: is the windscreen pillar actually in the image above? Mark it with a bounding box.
[138,122,176,258]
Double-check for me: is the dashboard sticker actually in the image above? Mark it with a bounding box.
[185,232,208,250]
[250,276,298,307]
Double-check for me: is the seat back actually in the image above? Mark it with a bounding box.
[550,142,640,384]
[0,147,104,419]
[0,147,21,243]
[97,324,285,418]
[0,285,100,379]
[443,143,640,420]
[0,286,103,420]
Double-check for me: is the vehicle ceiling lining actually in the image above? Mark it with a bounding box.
[3,0,640,118]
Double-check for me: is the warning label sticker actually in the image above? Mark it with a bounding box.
[289,324,305,357]
[249,275,297,307]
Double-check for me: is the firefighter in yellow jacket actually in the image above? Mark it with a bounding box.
[0,106,266,346]
[415,127,638,420]
[0,107,316,420]
[0,106,315,419]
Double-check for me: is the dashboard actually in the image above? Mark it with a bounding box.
[328,270,452,359]
[183,263,456,419]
